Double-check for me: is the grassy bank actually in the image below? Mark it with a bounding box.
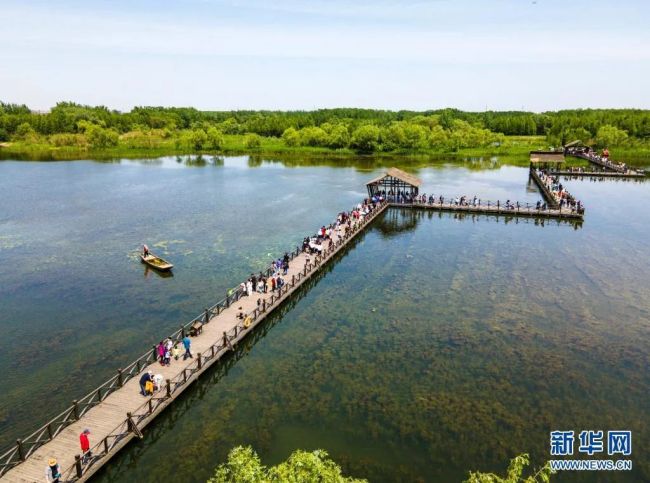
[0,135,547,161]
[2,134,648,170]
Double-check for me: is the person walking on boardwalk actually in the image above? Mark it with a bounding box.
[45,458,61,482]
[183,335,193,360]
[157,341,165,365]
[80,428,91,463]
[139,370,153,396]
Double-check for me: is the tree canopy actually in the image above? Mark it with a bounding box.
[207,446,366,483]
[2,101,648,154]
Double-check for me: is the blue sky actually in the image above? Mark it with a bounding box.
[1,0,648,111]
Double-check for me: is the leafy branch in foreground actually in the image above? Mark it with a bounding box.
[207,445,366,483]
[465,453,553,483]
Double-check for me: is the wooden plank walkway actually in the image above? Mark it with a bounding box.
[390,201,583,219]
[567,152,646,176]
[529,168,561,209]
[549,170,645,179]
[0,201,389,483]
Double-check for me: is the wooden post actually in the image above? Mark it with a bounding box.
[117,368,124,387]
[75,454,83,477]
[262,299,266,312]
[166,379,172,397]
[223,331,228,347]
[205,308,210,324]
[96,388,102,402]
[180,325,185,338]
[136,360,141,373]
[16,439,25,461]
[103,437,109,454]
[152,345,157,361]
[292,274,295,286]
[183,369,188,383]
[148,399,153,414]
[47,423,54,440]
[127,412,143,438]
[211,345,215,357]
[197,352,202,370]
[72,400,80,420]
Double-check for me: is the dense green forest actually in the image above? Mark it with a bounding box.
[1,102,649,155]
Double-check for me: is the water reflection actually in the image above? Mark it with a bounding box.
[144,265,174,279]
[376,208,582,238]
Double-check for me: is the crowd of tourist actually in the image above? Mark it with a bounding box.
[378,188,580,213]
[565,146,643,175]
[239,254,291,298]
[534,169,584,213]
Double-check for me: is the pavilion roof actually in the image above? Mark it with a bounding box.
[366,167,422,187]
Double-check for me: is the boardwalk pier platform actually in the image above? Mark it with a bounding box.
[1,168,587,482]
[564,144,646,177]
[391,200,582,219]
[548,169,645,179]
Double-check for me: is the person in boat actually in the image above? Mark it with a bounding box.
[143,244,150,257]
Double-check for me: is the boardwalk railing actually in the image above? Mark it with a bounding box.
[389,196,583,218]
[566,149,646,176]
[0,201,388,480]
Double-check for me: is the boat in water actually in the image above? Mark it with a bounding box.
[140,253,174,272]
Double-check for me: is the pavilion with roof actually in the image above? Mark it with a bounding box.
[365,167,422,198]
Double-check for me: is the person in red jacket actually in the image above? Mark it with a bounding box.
[80,429,91,463]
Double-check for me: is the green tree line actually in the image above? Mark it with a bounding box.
[2,101,648,152]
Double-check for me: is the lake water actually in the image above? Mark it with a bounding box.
[0,155,648,482]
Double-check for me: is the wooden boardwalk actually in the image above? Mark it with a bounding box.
[390,201,583,219]
[0,202,389,483]
[567,152,646,176]
[549,170,645,179]
[529,168,561,209]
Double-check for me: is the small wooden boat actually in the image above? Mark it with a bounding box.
[140,253,174,272]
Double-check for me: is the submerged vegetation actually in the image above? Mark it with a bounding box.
[1,102,650,159]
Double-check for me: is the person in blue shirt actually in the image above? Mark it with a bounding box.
[182,335,193,360]
[139,371,153,396]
